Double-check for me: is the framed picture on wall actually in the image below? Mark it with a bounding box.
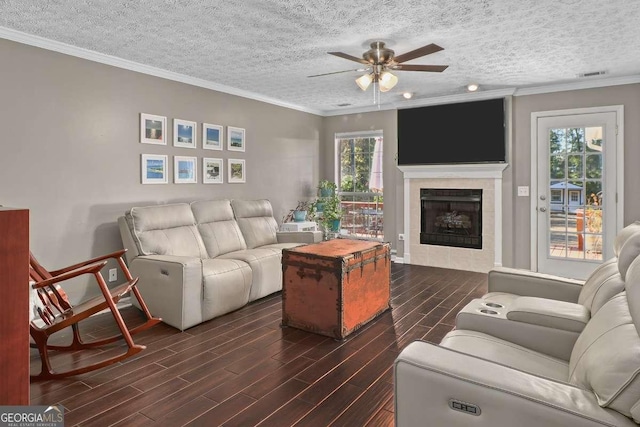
[141,154,168,184]
[203,158,223,184]
[173,119,197,148]
[228,158,246,183]
[227,126,245,152]
[174,156,197,184]
[140,113,167,145]
[203,123,223,150]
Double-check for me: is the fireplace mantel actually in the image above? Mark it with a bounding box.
[398,163,508,179]
[399,163,508,271]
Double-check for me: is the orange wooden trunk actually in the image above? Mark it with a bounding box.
[282,239,391,339]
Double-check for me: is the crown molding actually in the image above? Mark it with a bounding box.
[0,26,325,116]
[513,75,640,96]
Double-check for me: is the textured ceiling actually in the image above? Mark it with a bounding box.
[1,0,639,114]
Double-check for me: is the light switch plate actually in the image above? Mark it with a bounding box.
[517,186,530,197]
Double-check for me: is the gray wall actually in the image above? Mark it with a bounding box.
[322,110,401,255]
[509,84,640,268]
[4,36,639,304]
[323,85,640,265]
[0,39,322,302]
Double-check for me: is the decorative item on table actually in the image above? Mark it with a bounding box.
[310,180,343,238]
[283,201,313,223]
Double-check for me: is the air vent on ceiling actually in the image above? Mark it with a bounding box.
[337,103,352,107]
[578,70,607,78]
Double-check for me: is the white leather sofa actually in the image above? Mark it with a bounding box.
[394,238,640,426]
[451,229,640,360]
[484,221,640,313]
[118,199,321,330]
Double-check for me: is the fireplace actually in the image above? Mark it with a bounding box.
[420,188,482,249]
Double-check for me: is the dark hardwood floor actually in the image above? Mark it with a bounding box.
[30,263,488,426]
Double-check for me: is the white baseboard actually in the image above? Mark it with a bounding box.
[392,256,405,264]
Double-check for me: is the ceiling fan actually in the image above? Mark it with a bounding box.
[309,41,448,93]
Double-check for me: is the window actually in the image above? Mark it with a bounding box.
[336,131,383,240]
[570,192,580,203]
[551,190,563,203]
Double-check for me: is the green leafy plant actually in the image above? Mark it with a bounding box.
[318,180,337,197]
[283,200,312,223]
[310,180,343,233]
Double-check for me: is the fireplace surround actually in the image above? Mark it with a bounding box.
[420,188,482,249]
[398,163,508,273]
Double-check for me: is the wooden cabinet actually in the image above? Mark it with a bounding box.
[0,208,29,404]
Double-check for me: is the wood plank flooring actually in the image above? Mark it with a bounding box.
[30,263,487,426]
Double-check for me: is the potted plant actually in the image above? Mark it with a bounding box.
[318,180,337,198]
[283,201,312,223]
[318,192,343,233]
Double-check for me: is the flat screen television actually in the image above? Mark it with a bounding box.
[397,98,506,165]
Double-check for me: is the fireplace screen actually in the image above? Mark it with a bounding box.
[420,189,482,249]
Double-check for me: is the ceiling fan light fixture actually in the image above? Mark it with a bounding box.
[379,71,398,92]
[355,73,373,91]
[467,83,479,92]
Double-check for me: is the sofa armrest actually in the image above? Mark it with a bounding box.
[276,231,322,244]
[488,267,584,303]
[394,341,635,427]
[129,255,203,331]
[456,299,581,360]
[507,297,589,332]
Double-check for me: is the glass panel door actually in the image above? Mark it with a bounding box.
[536,112,617,279]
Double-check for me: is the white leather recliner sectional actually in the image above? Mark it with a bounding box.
[395,224,640,426]
[118,199,321,330]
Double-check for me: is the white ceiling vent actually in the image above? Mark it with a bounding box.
[578,70,608,78]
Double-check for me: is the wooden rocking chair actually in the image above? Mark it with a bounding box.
[29,249,161,381]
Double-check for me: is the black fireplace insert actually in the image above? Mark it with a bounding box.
[420,188,482,249]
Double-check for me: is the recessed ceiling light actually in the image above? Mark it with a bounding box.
[467,83,479,92]
[402,92,413,99]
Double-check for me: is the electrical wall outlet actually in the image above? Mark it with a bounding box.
[398,233,405,241]
[517,186,530,197]
[108,268,117,282]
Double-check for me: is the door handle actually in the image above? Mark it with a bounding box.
[539,207,547,212]
[540,195,546,201]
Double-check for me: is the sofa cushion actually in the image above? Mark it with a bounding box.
[568,292,640,416]
[125,204,207,258]
[201,258,252,320]
[191,200,247,257]
[218,249,282,301]
[440,330,569,382]
[231,199,279,249]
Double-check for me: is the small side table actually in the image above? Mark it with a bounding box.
[280,221,318,232]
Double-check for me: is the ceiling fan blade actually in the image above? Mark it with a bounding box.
[393,43,444,63]
[395,64,449,72]
[308,68,367,78]
[328,51,369,64]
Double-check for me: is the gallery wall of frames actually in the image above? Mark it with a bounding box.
[140,113,246,185]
